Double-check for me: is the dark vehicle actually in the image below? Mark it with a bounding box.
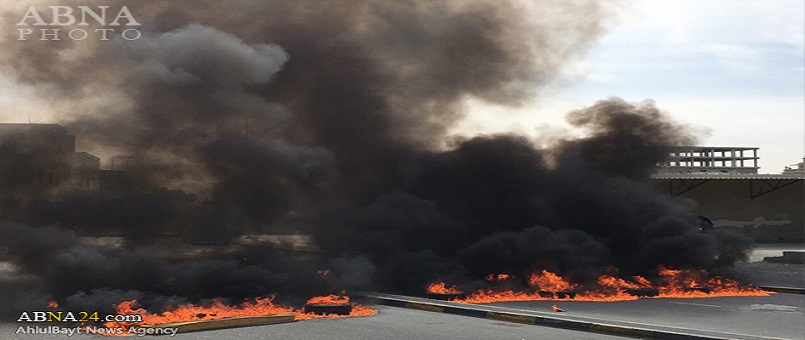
[697,215,714,232]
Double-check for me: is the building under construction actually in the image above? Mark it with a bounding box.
[654,147,804,242]
[656,146,759,175]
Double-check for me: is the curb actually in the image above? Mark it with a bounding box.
[139,313,296,334]
[759,286,805,295]
[358,293,782,340]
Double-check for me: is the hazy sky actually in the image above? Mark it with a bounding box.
[1,0,803,173]
[460,0,805,174]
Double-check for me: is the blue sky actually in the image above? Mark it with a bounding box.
[571,0,804,100]
[460,0,804,173]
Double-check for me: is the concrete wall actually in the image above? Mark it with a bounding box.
[655,179,805,242]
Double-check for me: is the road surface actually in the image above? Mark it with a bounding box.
[2,292,803,340]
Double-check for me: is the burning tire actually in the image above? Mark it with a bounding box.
[425,282,465,300]
[302,295,354,315]
[537,290,576,299]
[625,288,659,297]
[303,303,353,315]
[555,291,576,299]
[537,290,554,298]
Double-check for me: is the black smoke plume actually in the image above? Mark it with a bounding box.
[0,0,752,318]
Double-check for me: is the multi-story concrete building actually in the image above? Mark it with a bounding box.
[655,146,759,175]
[653,147,804,242]
[0,123,99,201]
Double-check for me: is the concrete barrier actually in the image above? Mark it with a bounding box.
[357,292,785,340]
[764,251,805,264]
[138,313,296,334]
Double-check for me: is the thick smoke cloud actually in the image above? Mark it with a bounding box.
[0,0,753,318]
[311,99,751,290]
[0,222,328,318]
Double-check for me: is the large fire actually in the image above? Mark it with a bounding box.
[528,270,577,292]
[485,273,512,281]
[304,294,349,306]
[104,294,375,330]
[431,267,771,304]
[426,282,463,294]
[653,267,772,298]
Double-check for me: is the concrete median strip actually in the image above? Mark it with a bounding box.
[357,292,789,340]
[589,324,654,338]
[758,285,805,294]
[485,311,536,325]
[405,302,445,313]
[138,313,296,334]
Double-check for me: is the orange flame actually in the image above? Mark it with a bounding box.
[633,275,652,287]
[484,273,512,281]
[47,301,58,308]
[426,282,463,294]
[106,297,294,328]
[527,270,577,291]
[596,275,646,289]
[458,289,542,303]
[305,294,350,305]
[565,270,650,301]
[447,267,771,304]
[551,305,565,312]
[655,267,769,298]
[105,295,376,329]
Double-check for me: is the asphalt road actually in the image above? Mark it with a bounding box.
[0,306,628,340]
[487,293,805,340]
[199,306,627,340]
[2,293,803,340]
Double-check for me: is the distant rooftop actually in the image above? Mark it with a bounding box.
[0,123,67,134]
[783,158,805,175]
[656,146,759,175]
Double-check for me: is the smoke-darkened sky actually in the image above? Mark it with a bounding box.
[0,0,758,318]
[2,1,802,172]
[456,0,805,174]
